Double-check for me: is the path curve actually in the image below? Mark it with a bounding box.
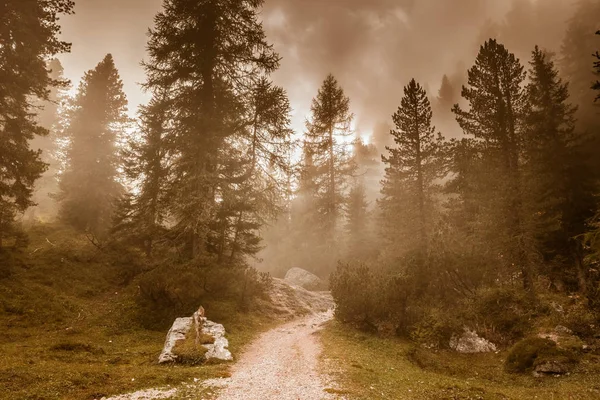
[206,310,336,400]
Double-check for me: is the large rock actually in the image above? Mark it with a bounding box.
[450,328,497,353]
[284,267,322,291]
[158,316,191,363]
[158,310,232,364]
[202,319,232,361]
[533,359,570,377]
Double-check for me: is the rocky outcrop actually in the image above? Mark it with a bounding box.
[533,359,570,377]
[450,329,497,353]
[202,319,232,361]
[158,309,232,364]
[284,268,322,291]
[260,278,334,320]
[158,317,192,363]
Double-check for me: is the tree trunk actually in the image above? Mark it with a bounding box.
[328,124,336,240]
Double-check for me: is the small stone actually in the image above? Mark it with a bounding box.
[554,325,573,335]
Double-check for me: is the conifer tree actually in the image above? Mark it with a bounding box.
[58,54,129,236]
[304,74,355,248]
[560,3,600,176]
[594,31,600,101]
[452,39,532,291]
[524,47,596,291]
[0,0,73,247]
[28,59,67,221]
[213,78,293,264]
[436,75,456,116]
[345,181,371,261]
[560,1,600,132]
[113,89,171,256]
[380,79,445,262]
[143,0,281,262]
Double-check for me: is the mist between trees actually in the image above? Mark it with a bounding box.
[1,0,600,340]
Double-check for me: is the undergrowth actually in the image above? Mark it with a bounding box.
[0,223,274,400]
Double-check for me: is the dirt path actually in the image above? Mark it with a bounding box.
[205,310,337,400]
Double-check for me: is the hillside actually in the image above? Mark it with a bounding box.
[0,225,321,400]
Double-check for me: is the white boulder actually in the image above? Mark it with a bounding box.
[158,316,192,363]
[158,310,232,364]
[450,328,497,353]
[284,267,322,291]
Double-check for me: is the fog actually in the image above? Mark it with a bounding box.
[58,0,577,143]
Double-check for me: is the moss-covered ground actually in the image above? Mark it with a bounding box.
[320,320,600,400]
[0,225,273,400]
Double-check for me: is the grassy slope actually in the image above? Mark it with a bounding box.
[321,321,600,400]
[0,225,272,400]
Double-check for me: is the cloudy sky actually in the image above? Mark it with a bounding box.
[57,0,576,143]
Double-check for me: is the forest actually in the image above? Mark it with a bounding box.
[1,0,600,399]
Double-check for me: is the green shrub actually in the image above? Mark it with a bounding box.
[410,309,459,348]
[330,262,375,328]
[135,261,272,329]
[564,300,599,338]
[462,286,535,345]
[330,262,420,335]
[505,337,557,373]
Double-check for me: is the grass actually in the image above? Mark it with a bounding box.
[0,224,275,400]
[320,320,600,400]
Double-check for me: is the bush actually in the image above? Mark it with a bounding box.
[461,286,535,345]
[330,263,375,327]
[135,261,272,329]
[505,338,558,373]
[410,309,459,349]
[330,262,419,335]
[564,300,599,338]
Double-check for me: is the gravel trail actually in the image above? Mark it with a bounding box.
[207,310,337,400]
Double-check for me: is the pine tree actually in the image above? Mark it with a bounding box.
[524,47,596,291]
[452,39,533,291]
[345,181,371,261]
[437,75,456,114]
[0,0,73,247]
[58,54,129,236]
[560,1,600,176]
[28,59,67,222]
[214,78,293,263]
[380,79,445,263]
[143,0,281,262]
[304,74,355,250]
[113,89,171,256]
[560,1,600,132]
[594,31,600,101]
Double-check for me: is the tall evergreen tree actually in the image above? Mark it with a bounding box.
[452,39,533,291]
[524,47,596,291]
[560,1,600,176]
[28,59,67,221]
[113,89,172,256]
[143,0,283,263]
[58,54,129,236]
[560,1,600,132]
[345,181,371,261]
[0,0,73,247]
[380,79,445,263]
[437,75,456,114]
[304,74,355,249]
[594,30,600,101]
